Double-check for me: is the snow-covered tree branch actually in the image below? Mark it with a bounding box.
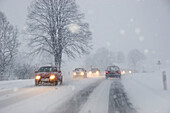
[0,11,19,80]
[26,0,92,70]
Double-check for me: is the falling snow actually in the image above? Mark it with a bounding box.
[68,23,80,34]
[120,29,125,35]
[139,36,144,41]
[135,28,141,34]
[144,49,149,54]
[130,18,134,22]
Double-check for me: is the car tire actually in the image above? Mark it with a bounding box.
[59,79,63,85]
[54,81,58,86]
[35,81,39,86]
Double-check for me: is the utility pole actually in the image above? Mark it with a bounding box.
[162,71,167,90]
[157,60,161,70]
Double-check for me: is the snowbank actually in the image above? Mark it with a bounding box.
[122,67,170,113]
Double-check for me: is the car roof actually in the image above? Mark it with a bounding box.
[40,66,57,68]
[107,65,120,68]
[75,68,84,69]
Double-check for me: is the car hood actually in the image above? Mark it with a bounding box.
[36,72,56,77]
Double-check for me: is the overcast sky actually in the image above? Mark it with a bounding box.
[0,0,170,68]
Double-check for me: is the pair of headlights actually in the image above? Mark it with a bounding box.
[121,70,132,74]
[35,75,55,80]
[73,72,85,76]
[89,71,99,75]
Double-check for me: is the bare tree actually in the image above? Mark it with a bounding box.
[116,52,125,64]
[27,0,92,70]
[128,49,145,71]
[85,48,116,70]
[0,11,19,80]
[13,63,37,79]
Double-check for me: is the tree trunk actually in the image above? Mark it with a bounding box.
[54,55,59,69]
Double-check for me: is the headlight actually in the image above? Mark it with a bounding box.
[35,75,41,80]
[96,71,99,75]
[50,75,55,79]
[121,71,126,75]
[80,72,84,76]
[129,71,132,74]
[89,71,92,74]
[73,72,76,76]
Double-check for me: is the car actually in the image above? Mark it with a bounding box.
[88,68,100,76]
[105,66,121,79]
[35,66,63,86]
[72,68,87,78]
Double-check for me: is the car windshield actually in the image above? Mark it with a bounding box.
[91,68,98,71]
[38,67,53,72]
[75,68,84,71]
[109,66,120,71]
[91,68,99,72]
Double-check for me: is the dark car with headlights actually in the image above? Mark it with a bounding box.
[35,66,63,86]
[72,68,87,78]
[105,66,121,79]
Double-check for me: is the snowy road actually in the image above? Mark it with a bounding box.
[1,70,170,113]
[0,76,135,113]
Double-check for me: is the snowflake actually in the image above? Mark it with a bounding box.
[106,42,111,47]
[13,87,18,92]
[120,29,125,35]
[135,28,141,34]
[22,26,27,31]
[139,36,144,41]
[144,49,149,54]
[68,23,80,34]
[130,18,134,22]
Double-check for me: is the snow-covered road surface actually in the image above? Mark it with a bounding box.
[0,69,170,113]
[0,76,134,113]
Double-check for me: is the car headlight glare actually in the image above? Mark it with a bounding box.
[129,71,132,74]
[96,71,99,75]
[35,75,41,80]
[121,70,126,75]
[50,75,55,79]
[89,71,92,74]
[73,72,76,76]
[80,72,84,76]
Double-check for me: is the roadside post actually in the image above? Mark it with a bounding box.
[162,71,167,90]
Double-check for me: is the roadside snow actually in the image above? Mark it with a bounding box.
[0,76,103,113]
[122,67,170,113]
[0,79,34,92]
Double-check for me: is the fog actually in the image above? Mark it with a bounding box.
[0,0,170,72]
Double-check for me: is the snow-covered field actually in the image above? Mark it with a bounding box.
[0,68,170,113]
[122,67,170,113]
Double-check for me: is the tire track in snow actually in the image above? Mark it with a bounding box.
[52,79,103,113]
[0,87,55,109]
[108,80,136,113]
